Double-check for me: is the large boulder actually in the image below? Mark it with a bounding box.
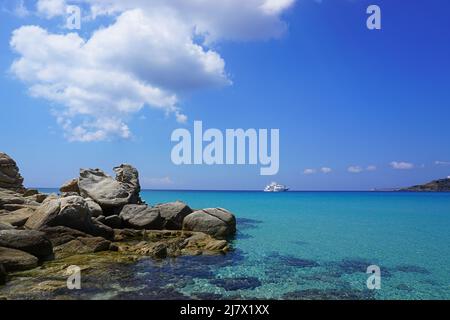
[60,178,79,194]
[183,208,237,239]
[154,201,193,230]
[86,198,103,217]
[0,246,38,272]
[78,164,141,215]
[0,153,25,192]
[120,205,162,230]
[25,196,92,231]
[39,226,92,246]
[89,221,115,240]
[25,196,114,240]
[0,230,53,259]
[0,207,35,227]
[104,215,122,229]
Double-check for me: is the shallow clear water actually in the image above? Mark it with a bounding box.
[38,190,450,299]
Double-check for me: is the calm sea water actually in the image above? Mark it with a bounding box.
[41,190,450,299]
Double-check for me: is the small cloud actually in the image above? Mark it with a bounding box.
[366,165,377,171]
[321,167,332,174]
[2,0,30,18]
[390,161,414,170]
[435,161,450,166]
[36,0,66,19]
[303,169,317,175]
[348,166,363,174]
[14,0,30,18]
[175,112,188,124]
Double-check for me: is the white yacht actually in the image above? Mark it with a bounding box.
[264,182,289,192]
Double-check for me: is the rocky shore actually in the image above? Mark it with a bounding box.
[401,177,450,192]
[0,152,237,296]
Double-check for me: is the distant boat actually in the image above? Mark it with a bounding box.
[264,182,289,192]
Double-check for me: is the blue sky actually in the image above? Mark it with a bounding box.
[1,0,450,190]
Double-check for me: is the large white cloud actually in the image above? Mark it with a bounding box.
[72,0,295,42]
[11,0,295,141]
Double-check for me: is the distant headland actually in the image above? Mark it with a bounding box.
[400,177,450,192]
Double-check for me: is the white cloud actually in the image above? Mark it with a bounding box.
[435,161,450,166]
[36,0,66,18]
[390,161,414,170]
[74,0,295,42]
[261,0,295,14]
[2,0,30,18]
[321,167,332,174]
[12,1,295,141]
[366,165,377,171]
[348,166,363,173]
[14,0,30,18]
[303,169,317,175]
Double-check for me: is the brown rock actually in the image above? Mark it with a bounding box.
[0,223,14,231]
[0,229,53,259]
[54,237,112,259]
[0,246,38,272]
[23,189,39,197]
[0,208,34,227]
[60,179,79,194]
[39,226,91,246]
[0,153,25,192]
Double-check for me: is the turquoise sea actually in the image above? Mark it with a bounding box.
[40,190,450,299]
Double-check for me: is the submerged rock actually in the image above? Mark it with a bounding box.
[270,253,320,268]
[0,246,38,272]
[127,241,168,259]
[116,230,231,257]
[183,208,236,239]
[211,277,262,291]
[394,264,431,275]
[0,230,53,259]
[282,288,375,300]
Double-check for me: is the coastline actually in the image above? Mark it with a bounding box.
[1,153,450,300]
[0,152,238,299]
